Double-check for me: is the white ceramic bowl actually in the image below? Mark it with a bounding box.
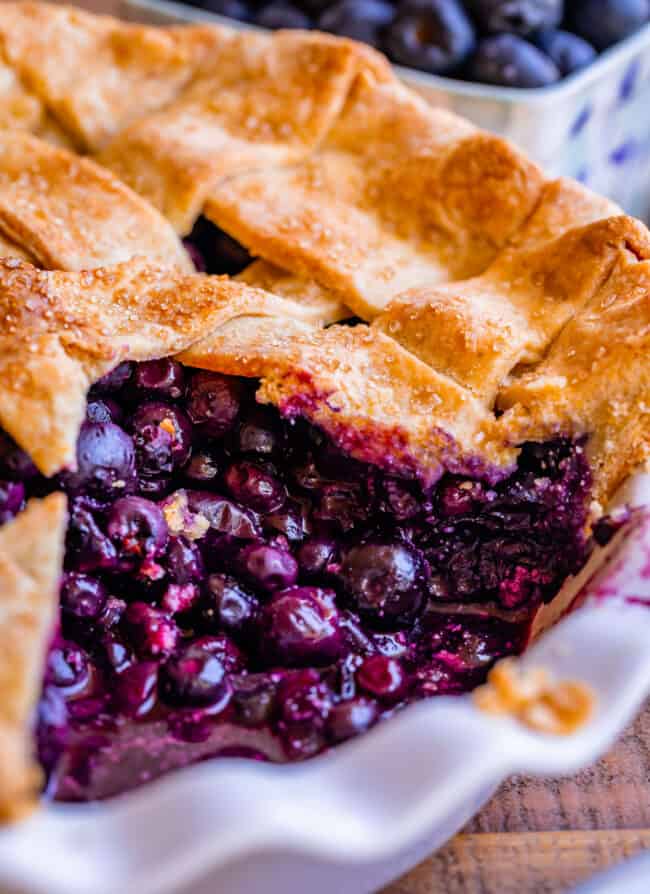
[1,476,650,894]
[123,0,650,220]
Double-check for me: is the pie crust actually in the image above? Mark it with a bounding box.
[0,1,647,816]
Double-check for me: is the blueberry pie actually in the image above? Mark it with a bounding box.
[0,3,648,822]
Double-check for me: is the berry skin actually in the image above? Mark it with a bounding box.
[568,0,650,51]
[384,0,476,75]
[466,34,560,87]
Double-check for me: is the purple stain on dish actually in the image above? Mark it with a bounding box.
[609,140,638,165]
[619,59,641,101]
[575,166,590,184]
[570,104,591,137]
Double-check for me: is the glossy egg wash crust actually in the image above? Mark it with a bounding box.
[2,353,594,802]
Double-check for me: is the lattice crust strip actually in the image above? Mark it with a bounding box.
[0,4,647,502]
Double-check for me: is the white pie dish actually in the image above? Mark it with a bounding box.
[0,477,649,894]
[122,0,650,221]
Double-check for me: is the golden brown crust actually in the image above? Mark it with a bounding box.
[206,75,544,319]
[374,211,650,403]
[236,260,350,324]
[498,249,650,502]
[0,3,229,151]
[0,494,67,821]
[98,29,387,234]
[0,131,192,271]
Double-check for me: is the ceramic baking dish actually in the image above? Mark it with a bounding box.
[0,473,649,894]
[122,0,650,220]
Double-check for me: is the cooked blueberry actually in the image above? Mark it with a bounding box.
[341,541,425,622]
[259,587,343,665]
[237,407,283,457]
[276,670,333,758]
[46,641,91,696]
[225,460,286,512]
[102,632,134,673]
[132,359,185,400]
[66,499,118,572]
[0,480,24,524]
[0,431,38,481]
[86,397,123,425]
[184,451,220,484]
[297,535,338,576]
[183,490,261,539]
[255,1,312,27]
[326,697,379,742]
[167,535,204,584]
[107,496,169,569]
[467,0,563,35]
[162,583,201,615]
[319,0,393,46]
[231,673,277,726]
[568,0,649,50]
[62,421,136,496]
[60,572,108,620]
[533,28,596,75]
[92,362,133,394]
[264,500,309,543]
[124,602,179,658]
[356,655,408,702]
[315,482,366,530]
[183,240,207,272]
[36,686,68,774]
[113,662,158,718]
[203,573,259,635]
[237,542,299,592]
[438,479,482,516]
[131,401,192,475]
[384,0,476,75]
[184,218,253,275]
[160,639,232,709]
[466,34,561,87]
[187,371,242,438]
[98,596,127,629]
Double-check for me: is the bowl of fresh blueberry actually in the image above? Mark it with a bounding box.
[124,0,650,218]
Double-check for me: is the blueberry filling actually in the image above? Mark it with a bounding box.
[0,353,597,802]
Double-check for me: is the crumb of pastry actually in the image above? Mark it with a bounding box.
[473,657,594,735]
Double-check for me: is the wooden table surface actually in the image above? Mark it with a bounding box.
[12,0,650,889]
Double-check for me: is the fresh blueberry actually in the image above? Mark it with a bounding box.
[190,633,245,673]
[568,0,649,50]
[466,34,560,87]
[187,371,242,439]
[132,359,185,400]
[92,362,133,395]
[326,697,379,742]
[60,572,108,621]
[124,602,179,658]
[107,496,169,570]
[356,655,408,702]
[384,0,476,75]
[467,0,563,35]
[160,639,232,709]
[131,401,192,475]
[533,28,597,75]
[255,2,312,28]
[340,541,425,622]
[237,542,299,592]
[62,421,137,497]
[86,398,123,425]
[318,0,394,47]
[259,587,344,666]
[0,480,24,524]
[203,573,259,636]
[113,662,158,718]
[193,0,251,21]
[225,460,286,513]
